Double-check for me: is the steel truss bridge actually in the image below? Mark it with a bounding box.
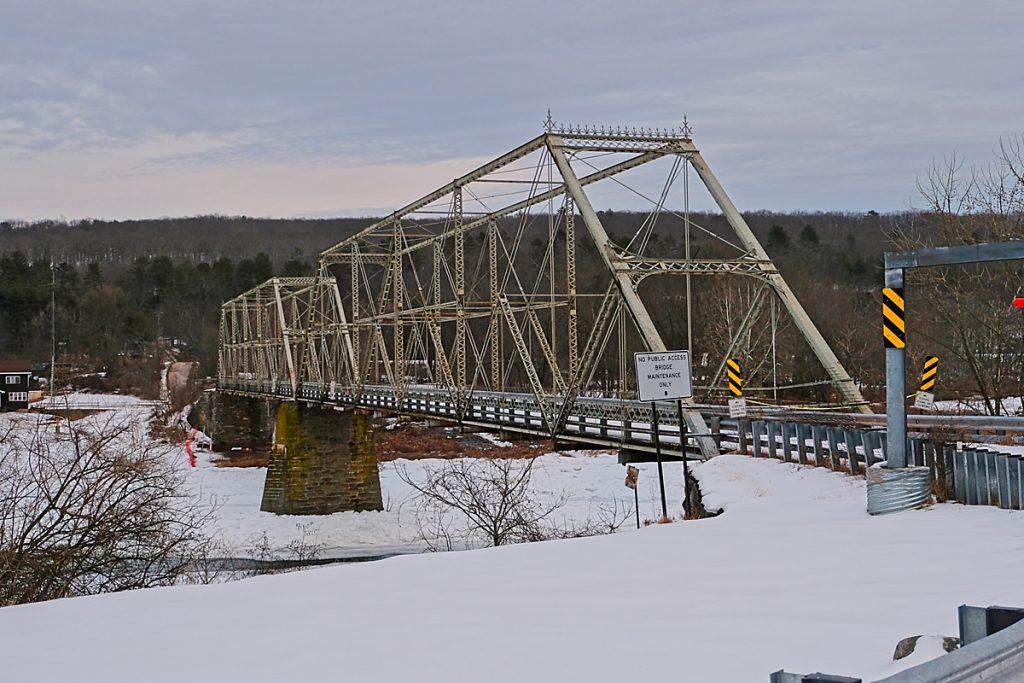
[218,119,870,459]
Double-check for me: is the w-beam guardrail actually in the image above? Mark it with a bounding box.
[221,379,1024,510]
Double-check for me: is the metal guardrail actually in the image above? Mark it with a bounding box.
[220,379,1024,511]
[219,379,720,456]
[774,605,1024,682]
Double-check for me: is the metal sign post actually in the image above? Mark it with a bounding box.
[634,351,694,520]
[882,277,907,468]
[676,400,691,516]
[650,405,668,519]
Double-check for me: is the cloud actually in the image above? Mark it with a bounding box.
[1,0,1022,218]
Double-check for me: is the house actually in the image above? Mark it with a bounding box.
[0,360,32,411]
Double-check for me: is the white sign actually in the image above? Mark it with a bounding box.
[728,397,748,419]
[913,391,935,411]
[634,351,693,402]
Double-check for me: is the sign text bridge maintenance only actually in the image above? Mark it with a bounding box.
[634,351,693,402]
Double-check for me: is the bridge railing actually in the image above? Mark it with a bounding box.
[219,379,1024,510]
[219,378,719,453]
[735,418,1024,511]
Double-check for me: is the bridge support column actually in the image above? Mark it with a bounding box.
[192,392,276,453]
[261,402,382,514]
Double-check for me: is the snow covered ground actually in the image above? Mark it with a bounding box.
[189,448,661,557]
[10,393,677,556]
[934,395,1024,415]
[5,394,1024,681]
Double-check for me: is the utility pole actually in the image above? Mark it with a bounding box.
[50,263,56,398]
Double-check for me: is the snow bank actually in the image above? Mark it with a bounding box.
[189,450,672,555]
[3,455,1024,682]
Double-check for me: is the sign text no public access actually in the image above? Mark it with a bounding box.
[634,351,694,402]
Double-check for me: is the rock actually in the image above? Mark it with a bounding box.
[893,635,960,661]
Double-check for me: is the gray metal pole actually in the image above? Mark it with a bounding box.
[885,267,906,468]
[651,403,668,519]
[677,400,691,517]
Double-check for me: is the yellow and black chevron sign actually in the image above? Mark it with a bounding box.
[726,358,743,397]
[882,287,905,349]
[920,356,938,392]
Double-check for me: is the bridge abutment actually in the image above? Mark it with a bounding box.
[261,402,383,514]
[190,391,277,453]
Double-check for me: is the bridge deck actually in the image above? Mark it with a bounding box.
[219,380,1024,458]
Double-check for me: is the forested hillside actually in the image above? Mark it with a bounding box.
[0,211,892,393]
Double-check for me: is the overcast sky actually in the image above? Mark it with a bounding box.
[1,0,1020,221]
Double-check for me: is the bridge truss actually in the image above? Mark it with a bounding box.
[219,119,868,459]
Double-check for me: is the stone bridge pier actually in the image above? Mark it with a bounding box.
[190,392,382,514]
[263,402,382,514]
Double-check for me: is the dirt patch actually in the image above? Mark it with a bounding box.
[376,421,547,461]
[32,408,104,421]
[208,420,550,468]
[212,450,271,468]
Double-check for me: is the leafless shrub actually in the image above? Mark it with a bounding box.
[397,457,630,550]
[245,523,326,575]
[0,413,214,606]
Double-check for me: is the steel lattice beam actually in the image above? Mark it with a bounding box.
[218,121,868,458]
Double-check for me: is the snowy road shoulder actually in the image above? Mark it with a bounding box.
[3,455,1024,682]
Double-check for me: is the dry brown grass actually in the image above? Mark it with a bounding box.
[31,408,103,421]
[375,422,546,462]
[213,450,270,468]
[209,420,549,469]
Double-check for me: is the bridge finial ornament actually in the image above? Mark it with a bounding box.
[681,115,693,138]
[543,109,555,132]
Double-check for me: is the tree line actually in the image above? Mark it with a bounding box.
[0,250,312,382]
[3,166,1024,414]
[0,210,890,391]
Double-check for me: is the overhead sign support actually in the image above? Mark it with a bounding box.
[884,241,1024,469]
[880,241,1024,514]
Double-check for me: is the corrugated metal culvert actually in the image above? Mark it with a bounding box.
[866,465,931,515]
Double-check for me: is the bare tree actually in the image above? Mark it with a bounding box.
[889,138,1024,414]
[397,457,630,550]
[0,412,214,606]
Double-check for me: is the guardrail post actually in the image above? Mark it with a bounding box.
[923,441,935,478]
[767,421,780,459]
[811,424,825,466]
[941,444,955,501]
[872,431,886,467]
[966,449,981,505]
[796,424,809,465]
[1011,455,1024,510]
[996,453,1011,509]
[953,450,968,503]
[843,429,861,475]
[738,419,750,455]
[983,451,997,506]
[826,427,842,470]
[752,421,765,457]
[915,438,926,467]
[710,415,722,449]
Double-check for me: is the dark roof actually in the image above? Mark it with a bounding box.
[0,360,32,373]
